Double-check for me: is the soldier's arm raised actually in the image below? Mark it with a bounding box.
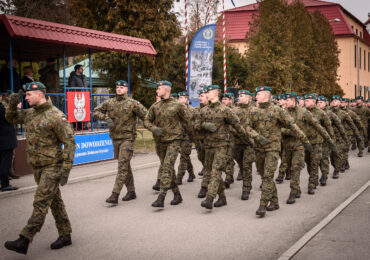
[5,90,27,124]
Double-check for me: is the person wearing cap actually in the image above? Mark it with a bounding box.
[176,91,196,185]
[4,82,75,254]
[248,86,310,217]
[340,97,365,157]
[317,96,348,181]
[297,96,305,108]
[194,85,256,210]
[221,92,237,188]
[277,94,286,109]
[330,96,361,172]
[280,92,330,203]
[171,93,179,99]
[303,94,336,194]
[144,80,191,208]
[93,80,148,204]
[38,57,61,93]
[353,96,370,149]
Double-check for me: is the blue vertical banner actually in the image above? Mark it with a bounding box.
[187,24,216,107]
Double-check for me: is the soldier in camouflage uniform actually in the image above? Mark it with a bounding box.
[297,96,305,108]
[303,94,335,194]
[176,91,196,184]
[221,92,237,188]
[340,98,365,157]
[248,87,311,217]
[144,80,190,208]
[152,94,162,191]
[93,80,147,204]
[4,82,75,254]
[282,93,331,203]
[354,96,370,149]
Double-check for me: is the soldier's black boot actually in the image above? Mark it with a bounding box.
[105,192,119,204]
[256,205,266,217]
[198,168,204,176]
[275,176,284,184]
[214,196,227,207]
[320,177,327,186]
[187,172,196,182]
[368,146,370,153]
[241,191,250,200]
[266,202,279,211]
[308,187,315,195]
[152,194,165,208]
[4,235,29,255]
[122,191,136,201]
[50,234,72,250]
[295,189,301,198]
[201,196,214,209]
[170,192,183,205]
[351,143,357,150]
[152,179,160,191]
[340,164,346,173]
[285,172,291,180]
[287,192,296,204]
[358,150,363,157]
[177,177,183,185]
[197,187,207,198]
[236,171,242,181]
[345,160,350,170]
[332,170,339,179]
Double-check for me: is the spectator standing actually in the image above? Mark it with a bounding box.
[39,57,61,93]
[0,58,21,93]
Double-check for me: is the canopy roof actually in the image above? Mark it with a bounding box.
[0,14,157,61]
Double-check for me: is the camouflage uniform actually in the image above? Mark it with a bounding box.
[225,104,236,184]
[93,94,147,195]
[248,101,310,206]
[6,100,75,242]
[193,104,206,174]
[353,104,370,146]
[341,106,365,153]
[144,97,190,196]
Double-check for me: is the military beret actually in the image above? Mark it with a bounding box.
[115,80,128,87]
[197,88,207,95]
[178,91,188,97]
[222,92,234,99]
[205,85,220,92]
[285,92,297,99]
[304,93,316,100]
[331,95,341,101]
[171,93,178,98]
[238,89,253,96]
[340,97,349,102]
[297,96,303,100]
[255,86,272,92]
[355,96,363,100]
[24,82,46,92]
[272,95,276,100]
[317,96,327,102]
[351,98,356,102]
[277,94,286,100]
[234,98,239,103]
[157,80,172,87]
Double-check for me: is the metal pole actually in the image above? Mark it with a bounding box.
[63,45,67,114]
[127,53,130,97]
[357,38,360,97]
[9,37,14,92]
[89,49,93,132]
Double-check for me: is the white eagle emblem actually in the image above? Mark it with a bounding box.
[73,93,86,122]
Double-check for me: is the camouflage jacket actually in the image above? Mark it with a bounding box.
[325,107,347,143]
[248,101,309,152]
[194,101,251,148]
[231,103,255,145]
[341,106,365,137]
[144,97,190,143]
[6,100,75,170]
[282,105,331,149]
[193,104,206,141]
[306,106,335,141]
[181,104,194,141]
[93,94,147,141]
[353,105,370,128]
[332,107,361,139]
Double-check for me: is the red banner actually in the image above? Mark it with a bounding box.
[66,91,91,122]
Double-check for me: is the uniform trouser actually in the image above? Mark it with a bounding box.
[9,148,16,175]
[155,140,161,180]
[225,144,235,181]
[286,149,305,195]
[278,146,291,178]
[156,141,181,196]
[331,140,345,172]
[112,139,135,194]
[255,151,279,206]
[305,143,323,189]
[0,149,13,187]
[205,146,227,198]
[21,165,71,242]
[233,144,254,193]
[195,141,205,167]
[177,140,194,180]
[319,142,331,180]
[344,136,352,162]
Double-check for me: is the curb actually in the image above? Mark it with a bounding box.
[277,179,370,260]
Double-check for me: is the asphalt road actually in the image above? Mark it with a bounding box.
[1,150,369,260]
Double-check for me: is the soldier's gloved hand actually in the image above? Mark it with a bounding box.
[304,143,313,153]
[330,142,337,154]
[202,122,217,132]
[9,90,23,107]
[152,126,163,137]
[59,168,70,186]
[106,118,114,128]
[256,135,268,146]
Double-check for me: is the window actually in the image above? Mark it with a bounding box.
[360,31,362,38]
[355,45,357,67]
[368,52,370,72]
[356,29,358,35]
[355,85,357,96]
[360,47,362,69]
[365,50,366,70]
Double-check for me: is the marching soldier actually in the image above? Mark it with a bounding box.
[353,96,370,149]
[93,80,147,204]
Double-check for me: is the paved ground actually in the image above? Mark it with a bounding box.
[1,150,369,259]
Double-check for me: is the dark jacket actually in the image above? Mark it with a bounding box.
[0,65,21,93]
[0,102,17,151]
[21,75,34,86]
[68,71,86,88]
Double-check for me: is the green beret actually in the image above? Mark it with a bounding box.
[178,91,188,97]
[272,95,276,100]
[285,92,297,99]
[331,95,341,101]
[255,86,272,92]
[304,93,316,100]
[205,85,220,92]
[355,96,363,100]
[277,94,286,100]
[24,82,46,92]
[115,80,128,87]
[222,92,234,99]
[157,80,172,87]
[351,98,356,102]
[340,97,349,102]
[234,98,239,103]
[171,93,178,98]
[238,89,253,96]
[317,96,327,102]
[297,96,303,100]
[197,88,207,95]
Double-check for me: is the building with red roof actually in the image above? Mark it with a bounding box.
[216,0,370,98]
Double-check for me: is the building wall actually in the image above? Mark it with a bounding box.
[228,42,249,55]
